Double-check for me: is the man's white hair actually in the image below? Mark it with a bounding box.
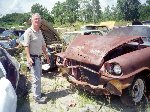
[31,13,41,21]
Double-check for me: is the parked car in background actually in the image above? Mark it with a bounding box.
[81,24,109,35]
[0,28,8,34]
[13,29,25,37]
[0,39,19,56]
[0,40,11,49]
[0,29,25,39]
[56,25,150,106]
[0,47,20,89]
[0,67,17,112]
[142,20,150,26]
[62,30,103,47]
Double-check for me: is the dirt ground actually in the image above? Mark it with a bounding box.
[16,71,150,112]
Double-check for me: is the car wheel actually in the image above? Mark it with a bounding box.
[121,77,146,106]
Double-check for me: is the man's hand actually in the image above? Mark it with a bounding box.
[27,57,34,66]
[45,55,50,64]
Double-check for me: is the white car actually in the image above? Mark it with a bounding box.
[0,67,17,112]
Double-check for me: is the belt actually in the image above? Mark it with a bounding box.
[30,54,42,58]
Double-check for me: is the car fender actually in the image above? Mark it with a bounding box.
[107,47,150,79]
[0,77,17,112]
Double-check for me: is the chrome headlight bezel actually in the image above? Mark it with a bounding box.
[105,63,122,76]
[56,56,64,64]
[113,64,122,75]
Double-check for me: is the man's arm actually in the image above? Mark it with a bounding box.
[25,46,33,66]
[42,45,50,64]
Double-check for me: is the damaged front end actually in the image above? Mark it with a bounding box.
[56,35,144,96]
[57,57,127,96]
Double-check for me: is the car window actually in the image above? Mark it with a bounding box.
[91,31,103,36]
[63,33,81,44]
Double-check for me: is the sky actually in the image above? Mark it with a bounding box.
[0,0,146,16]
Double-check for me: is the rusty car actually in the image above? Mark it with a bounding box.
[56,25,150,105]
[62,30,103,47]
[81,24,109,36]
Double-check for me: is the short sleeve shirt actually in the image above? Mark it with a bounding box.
[24,27,45,55]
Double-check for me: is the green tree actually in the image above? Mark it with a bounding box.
[139,0,150,20]
[102,6,112,21]
[117,0,141,21]
[146,0,150,5]
[0,13,30,26]
[65,0,79,24]
[51,0,79,25]
[92,0,102,23]
[51,2,67,25]
[78,0,93,23]
[31,3,54,23]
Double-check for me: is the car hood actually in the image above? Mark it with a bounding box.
[64,35,141,65]
[40,19,61,45]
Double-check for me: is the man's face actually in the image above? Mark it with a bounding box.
[32,15,41,27]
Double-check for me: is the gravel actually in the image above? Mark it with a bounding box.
[16,71,150,112]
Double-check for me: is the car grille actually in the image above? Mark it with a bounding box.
[69,61,100,86]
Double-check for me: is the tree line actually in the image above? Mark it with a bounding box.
[0,0,150,27]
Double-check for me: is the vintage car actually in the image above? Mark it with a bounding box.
[80,24,109,35]
[0,40,11,49]
[0,29,25,39]
[0,27,8,34]
[62,30,103,47]
[0,68,17,112]
[56,25,150,105]
[0,47,20,89]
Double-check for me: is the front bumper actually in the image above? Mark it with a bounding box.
[59,66,129,96]
[67,75,110,95]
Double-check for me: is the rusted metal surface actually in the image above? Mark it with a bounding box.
[64,35,141,65]
[106,47,150,79]
[56,26,150,98]
[67,75,110,95]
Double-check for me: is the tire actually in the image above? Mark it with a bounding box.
[121,77,146,106]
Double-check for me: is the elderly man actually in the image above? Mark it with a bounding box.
[24,13,50,104]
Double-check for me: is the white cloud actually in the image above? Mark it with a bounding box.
[0,0,65,15]
[0,0,146,16]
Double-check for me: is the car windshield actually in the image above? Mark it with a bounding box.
[84,31,103,36]
[107,26,150,37]
[81,25,108,32]
[63,32,81,44]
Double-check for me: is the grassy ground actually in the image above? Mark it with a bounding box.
[16,71,150,112]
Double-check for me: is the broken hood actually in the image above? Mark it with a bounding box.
[40,19,61,45]
[64,35,140,65]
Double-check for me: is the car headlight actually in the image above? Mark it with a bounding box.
[56,56,63,64]
[113,64,122,75]
[106,63,122,76]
